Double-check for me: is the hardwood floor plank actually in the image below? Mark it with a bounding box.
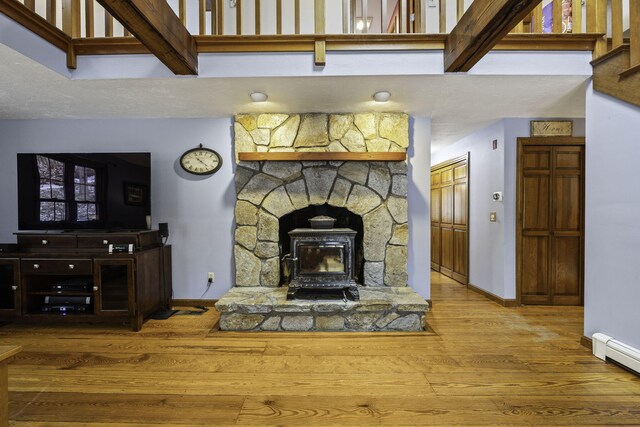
[10,392,243,424]
[9,369,435,397]
[237,395,505,426]
[425,372,640,396]
[3,271,639,425]
[12,352,421,374]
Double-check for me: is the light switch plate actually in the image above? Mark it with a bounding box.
[490,212,497,222]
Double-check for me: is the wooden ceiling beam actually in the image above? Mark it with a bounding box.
[445,0,543,72]
[96,0,197,75]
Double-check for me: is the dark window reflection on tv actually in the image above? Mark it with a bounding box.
[18,153,151,231]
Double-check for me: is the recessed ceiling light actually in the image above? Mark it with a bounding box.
[249,92,268,102]
[373,91,391,102]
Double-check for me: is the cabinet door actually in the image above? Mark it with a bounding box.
[0,259,20,316]
[94,259,134,315]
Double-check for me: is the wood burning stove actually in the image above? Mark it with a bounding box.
[285,216,359,301]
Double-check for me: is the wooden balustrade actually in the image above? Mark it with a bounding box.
[9,0,605,38]
[7,0,635,64]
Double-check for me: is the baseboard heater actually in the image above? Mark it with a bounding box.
[592,333,640,375]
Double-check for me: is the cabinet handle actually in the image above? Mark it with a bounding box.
[93,286,99,291]
[11,285,17,291]
[103,240,109,245]
[41,239,48,245]
[68,264,75,270]
[33,263,39,269]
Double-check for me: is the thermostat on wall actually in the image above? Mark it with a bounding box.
[492,192,503,201]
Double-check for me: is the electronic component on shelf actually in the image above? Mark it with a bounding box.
[108,243,134,254]
[42,295,91,314]
[44,296,91,305]
[50,278,92,293]
[41,305,89,313]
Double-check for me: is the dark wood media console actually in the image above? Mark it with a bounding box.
[0,230,171,331]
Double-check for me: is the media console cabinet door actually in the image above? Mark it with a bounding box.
[0,259,20,317]
[93,259,135,315]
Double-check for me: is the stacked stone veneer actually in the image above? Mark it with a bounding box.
[233,113,410,288]
[216,287,426,332]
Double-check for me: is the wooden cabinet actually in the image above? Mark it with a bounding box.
[0,231,171,331]
[431,154,469,284]
[0,259,20,316]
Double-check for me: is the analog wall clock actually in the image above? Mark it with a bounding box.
[179,144,223,175]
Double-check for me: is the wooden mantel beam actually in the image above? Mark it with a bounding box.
[96,0,197,75]
[445,0,543,72]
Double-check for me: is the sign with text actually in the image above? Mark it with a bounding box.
[530,120,573,137]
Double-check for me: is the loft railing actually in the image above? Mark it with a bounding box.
[6,0,635,67]
[11,0,616,38]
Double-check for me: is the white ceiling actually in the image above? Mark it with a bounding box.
[0,43,587,153]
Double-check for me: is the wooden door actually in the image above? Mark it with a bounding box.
[431,154,469,284]
[517,137,584,305]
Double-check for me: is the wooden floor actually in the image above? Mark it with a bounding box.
[3,272,640,426]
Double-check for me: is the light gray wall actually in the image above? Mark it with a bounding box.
[0,118,237,300]
[584,82,640,349]
[432,118,585,300]
[408,116,431,299]
[0,117,432,300]
[432,121,507,298]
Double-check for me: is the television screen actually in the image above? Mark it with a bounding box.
[17,153,151,231]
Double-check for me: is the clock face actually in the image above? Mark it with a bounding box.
[180,147,222,175]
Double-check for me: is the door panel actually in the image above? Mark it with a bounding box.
[441,169,453,184]
[523,149,551,170]
[431,188,441,223]
[440,227,454,275]
[431,226,441,269]
[453,164,467,180]
[551,236,582,304]
[440,185,453,225]
[454,183,467,226]
[522,175,550,231]
[518,139,584,306]
[554,175,581,231]
[521,236,550,304]
[452,229,468,282]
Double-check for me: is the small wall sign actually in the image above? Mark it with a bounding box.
[530,120,573,137]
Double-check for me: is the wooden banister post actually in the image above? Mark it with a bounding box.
[631,0,640,67]
[586,0,607,58]
[85,0,94,37]
[236,0,242,35]
[46,0,57,25]
[552,0,562,33]
[62,0,80,38]
[179,0,186,25]
[315,0,325,34]
[199,0,206,35]
[255,0,261,35]
[571,0,582,33]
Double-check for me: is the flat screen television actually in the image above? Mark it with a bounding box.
[17,153,151,231]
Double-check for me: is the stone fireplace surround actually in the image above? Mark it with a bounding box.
[215,113,429,331]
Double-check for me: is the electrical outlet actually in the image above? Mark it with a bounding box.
[207,272,215,283]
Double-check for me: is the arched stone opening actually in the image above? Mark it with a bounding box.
[279,204,365,285]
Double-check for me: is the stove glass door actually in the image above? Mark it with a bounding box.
[299,244,346,274]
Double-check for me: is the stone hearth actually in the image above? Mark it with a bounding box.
[215,112,430,332]
[217,287,427,331]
